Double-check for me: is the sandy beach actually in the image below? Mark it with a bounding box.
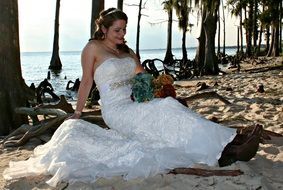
[0,57,282,190]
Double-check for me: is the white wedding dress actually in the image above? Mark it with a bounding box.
[3,57,236,187]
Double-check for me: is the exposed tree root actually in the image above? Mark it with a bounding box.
[2,116,67,148]
[233,125,282,142]
[38,95,74,113]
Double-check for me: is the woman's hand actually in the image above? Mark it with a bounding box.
[66,111,82,120]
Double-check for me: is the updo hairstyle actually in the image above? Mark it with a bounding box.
[92,8,129,53]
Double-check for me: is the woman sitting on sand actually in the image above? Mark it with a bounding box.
[3,8,262,187]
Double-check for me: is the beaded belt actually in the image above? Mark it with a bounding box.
[109,79,133,90]
[99,79,133,94]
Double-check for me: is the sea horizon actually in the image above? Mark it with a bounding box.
[21,45,240,54]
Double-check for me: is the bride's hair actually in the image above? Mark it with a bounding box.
[91,8,129,53]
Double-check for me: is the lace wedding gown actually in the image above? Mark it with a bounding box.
[3,57,236,187]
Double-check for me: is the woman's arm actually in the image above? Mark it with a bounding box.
[69,42,96,119]
[129,49,145,74]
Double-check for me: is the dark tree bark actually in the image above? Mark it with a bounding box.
[267,0,280,57]
[117,0,123,10]
[202,8,219,75]
[181,23,188,67]
[163,2,174,66]
[221,0,226,55]
[195,9,206,75]
[239,6,244,52]
[136,0,143,59]
[253,0,258,51]
[0,0,31,135]
[91,0,104,38]
[49,0,62,70]
[280,0,282,53]
[245,2,253,56]
[267,21,280,57]
[237,26,240,53]
[257,24,263,54]
[217,13,221,55]
[265,26,270,52]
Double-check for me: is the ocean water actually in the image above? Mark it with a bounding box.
[21,47,237,97]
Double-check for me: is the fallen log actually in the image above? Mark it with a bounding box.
[15,107,67,116]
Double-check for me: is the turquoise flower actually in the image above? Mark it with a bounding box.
[131,73,154,103]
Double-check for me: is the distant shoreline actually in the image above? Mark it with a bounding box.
[21,45,244,54]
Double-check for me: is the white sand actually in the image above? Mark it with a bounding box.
[1,57,282,189]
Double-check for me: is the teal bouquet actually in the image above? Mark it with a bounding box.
[131,73,155,103]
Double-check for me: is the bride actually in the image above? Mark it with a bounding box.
[3,8,261,187]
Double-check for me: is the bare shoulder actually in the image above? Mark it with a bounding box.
[83,40,100,53]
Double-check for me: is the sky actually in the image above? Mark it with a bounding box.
[18,0,240,52]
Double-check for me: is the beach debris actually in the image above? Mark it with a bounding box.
[196,82,209,91]
[225,87,233,91]
[66,78,80,91]
[233,124,282,143]
[36,78,60,104]
[47,71,51,80]
[38,95,74,114]
[257,84,264,93]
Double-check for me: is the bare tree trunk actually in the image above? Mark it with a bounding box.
[245,3,253,56]
[195,9,206,75]
[117,0,123,10]
[49,0,62,70]
[136,0,143,59]
[217,13,221,54]
[253,0,258,53]
[202,10,219,75]
[164,6,174,65]
[279,0,282,53]
[222,0,226,55]
[265,26,270,52]
[240,7,244,52]
[237,27,240,52]
[257,5,265,55]
[0,0,30,135]
[267,0,280,57]
[267,22,280,57]
[257,25,263,55]
[91,0,104,38]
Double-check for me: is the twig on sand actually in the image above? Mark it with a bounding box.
[169,167,243,177]
[183,91,231,105]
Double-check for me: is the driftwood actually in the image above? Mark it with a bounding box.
[2,116,67,147]
[244,65,283,74]
[38,95,74,113]
[15,107,67,116]
[169,167,243,177]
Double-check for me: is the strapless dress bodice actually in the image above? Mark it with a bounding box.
[94,57,136,108]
